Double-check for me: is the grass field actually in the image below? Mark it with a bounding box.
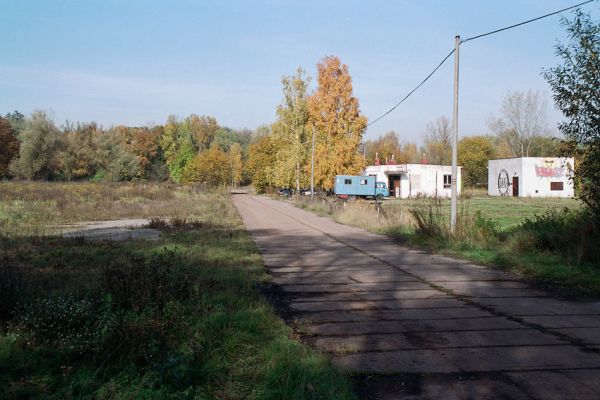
[0,183,356,399]
[384,195,580,231]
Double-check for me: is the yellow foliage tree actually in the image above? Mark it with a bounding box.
[228,142,243,187]
[308,56,367,190]
[181,143,229,186]
[247,131,276,193]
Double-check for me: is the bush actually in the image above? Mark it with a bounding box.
[519,208,600,264]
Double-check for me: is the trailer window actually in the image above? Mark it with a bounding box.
[443,174,452,188]
[550,182,563,191]
[344,179,352,185]
[360,179,368,185]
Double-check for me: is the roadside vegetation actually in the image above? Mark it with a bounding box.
[0,183,356,399]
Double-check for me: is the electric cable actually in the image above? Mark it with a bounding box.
[359,0,596,133]
[462,0,595,43]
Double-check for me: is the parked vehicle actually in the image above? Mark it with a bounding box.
[277,188,293,197]
[334,175,389,201]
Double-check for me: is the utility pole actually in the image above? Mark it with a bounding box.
[311,125,315,199]
[450,35,460,232]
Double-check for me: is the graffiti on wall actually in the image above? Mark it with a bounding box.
[498,169,510,196]
[535,159,564,178]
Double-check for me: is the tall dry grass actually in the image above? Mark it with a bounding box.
[0,182,238,236]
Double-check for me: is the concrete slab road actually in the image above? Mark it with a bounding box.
[233,194,600,400]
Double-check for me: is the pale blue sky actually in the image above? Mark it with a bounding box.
[1,0,598,142]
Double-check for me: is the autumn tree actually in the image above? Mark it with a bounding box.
[247,127,277,193]
[181,142,229,186]
[10,111,63,180]
[422,116,451,165]
[126,126,163,179]
[365,131,402,164]
[0,117,19,178]
[308,56,367,190]
[544,10,600,218]
[59,122,99,181]
[271,68,310,191]
[458,136,496,188]
[228,142,243,187]
[186,114,219,151]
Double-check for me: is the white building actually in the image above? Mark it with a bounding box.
[488,157,574,198]
[364,163,462,199]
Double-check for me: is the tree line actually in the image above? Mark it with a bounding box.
[0,110,250,185]
[1,10,596,216]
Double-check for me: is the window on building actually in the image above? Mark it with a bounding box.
[443,174,452,188]
[550,182,564,191]
[344,179,352,185]
[360,179,368,185]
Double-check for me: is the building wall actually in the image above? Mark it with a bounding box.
[488,158,522,196]
[364,164,462,199]
[488,157,574,198]
[521,157,574,197]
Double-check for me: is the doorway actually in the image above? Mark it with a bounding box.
[388,175,401,198]
[512,177,519,197]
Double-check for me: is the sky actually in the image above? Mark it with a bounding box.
[1,0,598,143]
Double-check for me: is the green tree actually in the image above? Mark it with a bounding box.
[4,111,25,137]
[168,142,195,183]
[458,136,496,188]
[93,128,138,181]
[9,111,63,180]
[544,10,600,218]
[272,68,311,191]
[308,56,367,190]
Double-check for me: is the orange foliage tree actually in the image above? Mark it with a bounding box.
[308,56,367,190]
[0,117,19,178]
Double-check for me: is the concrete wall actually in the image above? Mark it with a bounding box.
[488,158,522,196]
[364,164,462,199]
[521,157,574,197]
[488,157,574,197]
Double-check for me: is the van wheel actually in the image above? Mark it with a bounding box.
[375,194,383,202]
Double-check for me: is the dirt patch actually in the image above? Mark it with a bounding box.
[61,219,161,241]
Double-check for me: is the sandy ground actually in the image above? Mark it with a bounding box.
[60,218,161,241]
[233,194,600,400]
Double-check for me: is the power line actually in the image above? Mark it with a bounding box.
[361,0,595,133]
[462,0,595,43]
[364,48,456,129]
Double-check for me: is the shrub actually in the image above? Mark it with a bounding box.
[519,208,600,264]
